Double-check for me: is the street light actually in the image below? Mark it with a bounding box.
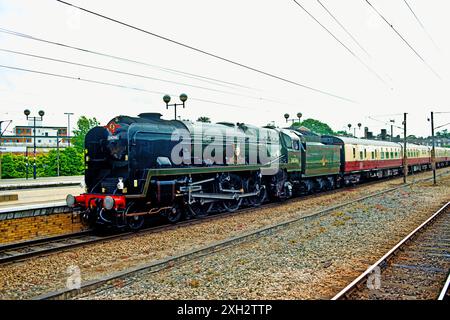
[284,113,302,125]
[24,109,44,179]
[163,94,188,120]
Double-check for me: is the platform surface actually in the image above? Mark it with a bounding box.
[0,176,83,190]
[0,185,84,209]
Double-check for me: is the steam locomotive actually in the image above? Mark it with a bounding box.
[66,112,450,230]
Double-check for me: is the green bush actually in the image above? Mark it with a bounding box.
[1,147,84,179]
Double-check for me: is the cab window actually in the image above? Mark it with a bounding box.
[292,140,300,150]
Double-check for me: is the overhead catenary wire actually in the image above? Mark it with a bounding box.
[0,48,297,107]
[0,64,260,111]
[365,0,442,79]
[316,0,371,58]
[367,116,403,130]
[402,0,439,50]
[55,0,356,103]
[0,27,256,92]
[292,0,390,88]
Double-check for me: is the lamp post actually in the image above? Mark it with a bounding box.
[284,113,302,125]
[284,113,290,123]
[56,132,60,177]
[64,112,74,147]
[24,109,44,179]
[0,120,11,180]
[347,124,352,136]
[357,123,362,138]
[163,94,188,120]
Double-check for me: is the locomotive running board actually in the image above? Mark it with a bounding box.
[190,191,260,200]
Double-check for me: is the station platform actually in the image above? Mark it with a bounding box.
[0,185,84,209]
[0,176,83,191]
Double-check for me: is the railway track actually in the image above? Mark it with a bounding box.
[0,231,96,264]
[1,171,439,266]
[33,172,449,300]
[332,201,450,300]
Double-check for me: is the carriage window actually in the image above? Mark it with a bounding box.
[375,150,377,158]
[360,151,363,159]
[390,152,394,158]
[371,151,374,159]
[364,149,367,158]
[353,148,356,159]
[386,152,389,159]
[381,151,384,159]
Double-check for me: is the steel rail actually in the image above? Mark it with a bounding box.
[437,271,450,301]
[0,173,420,265]
[0,184,371,265]
[1,170,448,265]
[33,173,447,300]
[332,201,450,300]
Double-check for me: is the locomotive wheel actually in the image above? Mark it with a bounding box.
[222,196,242,212]
[220,173,243,212]
[245,176,266,207]
[187,200,214,218]
[127,215,144,231]
[166,204,182,224]
[125,202,144,231]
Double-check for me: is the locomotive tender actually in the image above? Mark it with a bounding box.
[66,112,450,230]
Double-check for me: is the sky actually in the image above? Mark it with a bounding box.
[0,0,449,137]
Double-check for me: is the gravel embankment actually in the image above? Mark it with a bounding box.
[80,175,450,300]
[0,169,448,299]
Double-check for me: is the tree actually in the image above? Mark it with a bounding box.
[197,116,211,123]
[72,116,100,152]
[437,129,449,138]
[292,118,334,135]
[335,130,351,137]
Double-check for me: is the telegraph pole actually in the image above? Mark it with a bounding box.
[403,113,407,184]
[430,111,436,185]
[64,112,74,147]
